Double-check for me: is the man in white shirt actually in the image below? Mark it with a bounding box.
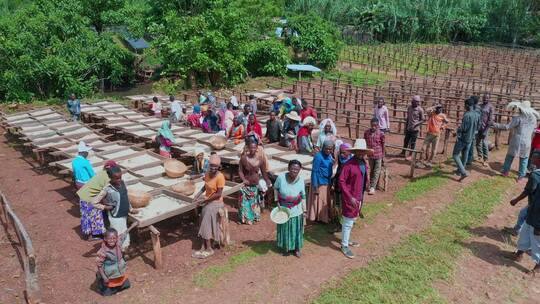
[169,95,183,123]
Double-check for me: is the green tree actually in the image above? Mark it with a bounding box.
[245,39,290,77]
[150,6,251,87]
[286,14,343,68]
[0,1,134,101]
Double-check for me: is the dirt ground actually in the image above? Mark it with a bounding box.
[436,185,540,304]
[0,120,522,304]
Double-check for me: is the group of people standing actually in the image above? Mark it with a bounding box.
[452,94,538,181]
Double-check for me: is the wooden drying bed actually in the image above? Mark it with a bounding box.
[128,181,242,269]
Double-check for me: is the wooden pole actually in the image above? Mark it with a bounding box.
[149,225,163,269]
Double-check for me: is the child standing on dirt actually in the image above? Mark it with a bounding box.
[364,118,385,195]
[96,224,136,296]
[509,149,540,275]
[422,105,449,168]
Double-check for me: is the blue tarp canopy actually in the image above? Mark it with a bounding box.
[125,37,150,50]
[286,64,322,72]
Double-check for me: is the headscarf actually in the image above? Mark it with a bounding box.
[302,116,317,127]
[339,142,353,163]
[322,139,335,149]
[507,100,540,119]
[103,160,118,170]
[193,148,207,173]
[157,121,176,143]
[193,104,201,114]
[246,114,263,138]
[193,147,204,158]
[319,118,337,135]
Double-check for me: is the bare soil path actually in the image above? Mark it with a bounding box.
[437,183,540,304]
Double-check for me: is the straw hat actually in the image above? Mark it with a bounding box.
[507,100,540,119]
[348,138,374,153]
[276,93,286,101]
[77,141,92,153]
[270,206,291,224]
[285,111,301,122]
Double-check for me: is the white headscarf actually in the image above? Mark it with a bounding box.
[507,100,539,119]
[302,116,317,127]
[319,118,337,135]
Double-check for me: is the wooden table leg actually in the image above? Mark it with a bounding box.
[148,225,162,269]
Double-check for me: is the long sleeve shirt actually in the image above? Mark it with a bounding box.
[374,105,390,130]
[479,102,494,136]
[364,129,385,159]
[339,158,369,218]
[456,110,479,143]
[494,114,537,158]
[406,105,424,132]
[311,152,334,189]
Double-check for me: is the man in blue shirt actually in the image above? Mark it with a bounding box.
[67,93,81,121]
[452,98,479,180]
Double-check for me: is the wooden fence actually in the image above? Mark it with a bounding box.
[0,192,40,303]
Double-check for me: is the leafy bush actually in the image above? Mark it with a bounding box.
[286,14,343,68]
[152,78,184,95]
[245,39,290,77]
[0,1,135,102]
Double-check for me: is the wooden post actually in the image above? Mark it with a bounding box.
[149,225,163,269]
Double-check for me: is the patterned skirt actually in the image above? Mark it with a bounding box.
[80,200,106,236]
[239,185,260,223]
[277,215,304,251]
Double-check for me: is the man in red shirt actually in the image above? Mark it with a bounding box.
[300,99,318,121]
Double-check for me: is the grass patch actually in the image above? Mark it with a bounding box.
[313,176,513,304]
[193,242,274,287]
[321,69,387,86]
[395,168,448,202]
[361,202,389,224]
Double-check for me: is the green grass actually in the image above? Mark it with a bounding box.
[321,69,387,86]
[193,242,274,287]
[395,168,449,202]
[361,201,390,224]
[313,176,513,304]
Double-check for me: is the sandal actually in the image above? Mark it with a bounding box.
[192,250,208,259]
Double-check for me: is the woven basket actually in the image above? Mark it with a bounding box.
[164,159,188,178]
[128,189,151,208]
[171,180,196,196]
[209,135,227,150]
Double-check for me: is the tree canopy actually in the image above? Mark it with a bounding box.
[0,0,135,101]
[1,0,538,102]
